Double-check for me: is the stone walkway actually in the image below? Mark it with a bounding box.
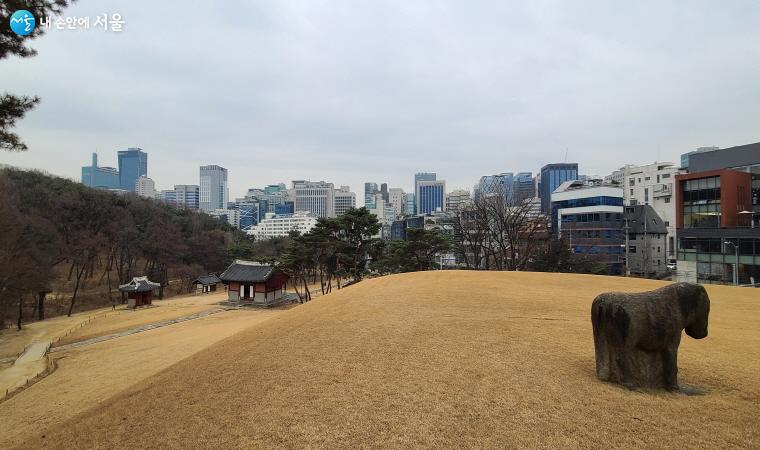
[0,342,51,397]
[50,308,228,353]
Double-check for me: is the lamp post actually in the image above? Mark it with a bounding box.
[724,241,739,286]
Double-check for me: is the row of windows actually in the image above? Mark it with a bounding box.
[574,245,623,255]
[682,188,721,203]
[679,238,760,255]
[554,196,624,209]
[682,176,721,191]
[561,212,623,223]
[682,211,720,228]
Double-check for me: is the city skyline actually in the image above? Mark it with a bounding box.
[2,2,759,201]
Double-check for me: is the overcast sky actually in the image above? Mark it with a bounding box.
[2,0,759,203]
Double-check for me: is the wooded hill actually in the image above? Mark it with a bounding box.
[0,168,252,327]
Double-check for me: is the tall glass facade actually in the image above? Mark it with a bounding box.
[540,163,579,213]
[117,148,148,192]
[418,182,445,214]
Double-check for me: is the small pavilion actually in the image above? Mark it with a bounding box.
[118,276,161,308]
[192,274,222,294]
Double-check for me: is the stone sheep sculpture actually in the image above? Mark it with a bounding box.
[591,282,710,391]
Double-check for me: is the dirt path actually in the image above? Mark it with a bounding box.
[0,307,285,449]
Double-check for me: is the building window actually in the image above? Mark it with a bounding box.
[630,189,634,196]
[644,188,649,202]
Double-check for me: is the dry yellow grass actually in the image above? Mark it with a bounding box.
[12,272,760,448]
[0,308,285,449]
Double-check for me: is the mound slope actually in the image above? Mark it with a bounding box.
[28,272,760,448]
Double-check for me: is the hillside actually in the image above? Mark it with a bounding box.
[19,272,760,448]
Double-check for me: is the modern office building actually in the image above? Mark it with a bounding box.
[475,173,513,202]
[275,201,294,215]
[446,189,472,212]
[380,183,389,202]
[199,165,229,212]
[390,216,425,240]
[134,176,157,199]
[414,173,436,202]
[624,205,669,277]
[160,184,199,210]
[293,180,336,218]
[388,188,405,217]
[680,146,720,170]
[208,208,241,229]
[417,180,446,215]
[403,192,416,215]
[117,148,148,192]
[334,186,357,216]
[231,197,268,231]
[81,153,120,189]
[551,180,625,274]
[540,163,579,214]
[364,182,379,209]
[674,141,760,285]
[623,162,681,259]
[248,212,319,240]
[513,172,535,201]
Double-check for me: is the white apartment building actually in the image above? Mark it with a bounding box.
[135,176,157,199]
[293,180,336,218]
[334,186,356,216]
[248,212,318,240]
[388,188,405,217]
[623,162,681,259]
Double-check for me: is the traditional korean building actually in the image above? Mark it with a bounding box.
[219,260,289,305]
[191,274,222,294]
[118,276,160,308]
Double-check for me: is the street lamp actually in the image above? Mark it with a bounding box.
[724,241,739,286]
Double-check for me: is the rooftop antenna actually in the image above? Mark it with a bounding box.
[564,148,568,162]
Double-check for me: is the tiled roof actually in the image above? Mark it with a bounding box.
[192,275,222,285]
[118,276,161,293]
[219,260,275,283]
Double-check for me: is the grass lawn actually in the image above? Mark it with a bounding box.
[8,271,760,448]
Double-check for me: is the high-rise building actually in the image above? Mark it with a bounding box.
[293,180,336,218]
[551,180,625,274]
[403,192,416,215]
[161,184,200,210]
[414,173,436,198]
[134,176,157,199]
[475,173,513,202]
[623,162,681,258]
[199,165,229,212]
[540,163,579,214]
[208,208,240,229]
[388,188,405,217]
[380,183,389,202]
[117,148,148,192]
[364,182,379,209]
[513,172,535,201]
[81,152,120,189]
[417,180,446,214]
[334,186,357,216]
[446,189,471,211]
[675,142,760,285]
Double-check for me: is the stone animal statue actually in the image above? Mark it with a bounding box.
[591,282,710,391]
